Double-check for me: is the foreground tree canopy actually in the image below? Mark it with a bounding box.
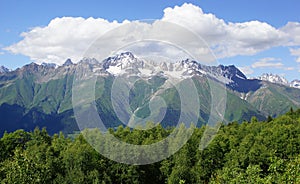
[0,109,300,184]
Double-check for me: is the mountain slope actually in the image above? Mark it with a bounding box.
[236,80,300,117]
[0,66,9,73]
[0,52,299,135]
[257,73,289,85]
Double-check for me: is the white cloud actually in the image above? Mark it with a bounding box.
[239,57,295,77]
[290,48,300,62]
[280,22,300,46]
[252,57,284,68]
[162,3,287,58]
[4,3,300,65]
[83,20,217,64]
[162,4,227,43]
[5,17,126,64]
[290,48,300,56]
[284,67,295,71]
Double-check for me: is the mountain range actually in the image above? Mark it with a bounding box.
[0,52,300,135]
[256,73,300,89]
[0,66,10,73]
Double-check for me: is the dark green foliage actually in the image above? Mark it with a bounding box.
[0,110,300,183]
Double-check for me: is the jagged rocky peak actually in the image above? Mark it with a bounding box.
[176,60,246,79]
[63,59,73,66]
[206,64,247,80]
[257,73,289,85]
[116,52,135,60]
[178,59,200,70]
[0,66,10,73]
[220,65,247,79]
[99,52,250,84]
[41,62,57,68]
[102,52,144,70]
[290,79,300,89]
[79,57,99,64]
[21,62,40,72]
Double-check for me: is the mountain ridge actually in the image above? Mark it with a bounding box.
[254,73,300,89]
[1,53,299,88]
[0,52,300,135]
[0,66,10,73]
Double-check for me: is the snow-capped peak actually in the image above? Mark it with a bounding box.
[103,52,142,68]
[79,57,99,64]
[102,52,144,75]
[63,59,73,66]
[41,62,58,69]
[257,73,289,85]
[0,66,10,73]
[290,79,300,89]
[99,52,248,85]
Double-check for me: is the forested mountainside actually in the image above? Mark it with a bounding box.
[1,52,300,135]
[0,109,299,183]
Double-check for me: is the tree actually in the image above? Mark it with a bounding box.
[0,129,31,162]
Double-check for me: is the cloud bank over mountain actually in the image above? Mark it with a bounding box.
[4,3,300,65]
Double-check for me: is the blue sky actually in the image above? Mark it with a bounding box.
[0,0,300,80]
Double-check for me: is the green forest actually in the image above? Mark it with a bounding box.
[0,109,300,184]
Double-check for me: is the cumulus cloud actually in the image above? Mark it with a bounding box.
[280,22,300,46]
[5,17,126,64]
[290,48,300,62]
[162,3,287,58]
[4,3,300,65]
[162,4,227,43]
[252,58,284,68]
[284,67,295,71]
[83,20,217,64]
[239,57,295,77]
